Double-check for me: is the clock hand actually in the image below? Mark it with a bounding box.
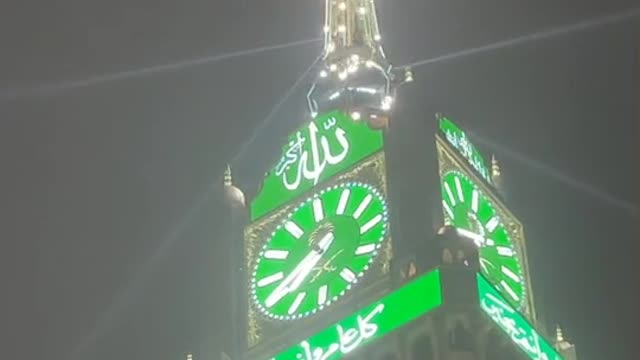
[456,228,486,247]
[288,232,334,291]
[264,232,334,308]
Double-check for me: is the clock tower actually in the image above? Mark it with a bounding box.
[241,1,411,359]
[222,1,578,360]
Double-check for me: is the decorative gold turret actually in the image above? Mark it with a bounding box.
[223,164,246,208]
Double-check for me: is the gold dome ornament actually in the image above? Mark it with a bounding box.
[223,164,245,208]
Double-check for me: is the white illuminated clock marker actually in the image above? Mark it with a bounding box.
[444,182,456,206]
[497,246,514,257]
[502,266,521,282]
[353,194,373,219]
[313,198,324,222]
[340,268,356,283]
[257,272,284,287]
[263,250,289,260]
[485,217,500,233]
[455,176,464,202]
[443,200,454,219]
[318,285,328,305]
[360,214,382,234]
[355,243,376,255]
[336,188,350,215]
[288,292,307,314]
[471,189,479,213]
[501,280,520,301]
[284,221,304,239]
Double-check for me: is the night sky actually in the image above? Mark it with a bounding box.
[2,1,638,360]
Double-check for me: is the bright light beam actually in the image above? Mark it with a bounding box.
[231,54,322,165]
[0,37,321,101]
[64,7,640,358]
[66,55,321,360]
[469,130,639,215]
[403,7,640,69]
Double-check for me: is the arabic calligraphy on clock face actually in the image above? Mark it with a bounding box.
[442,170,526,310]
[275,116,350,191]
[251,182,389,320]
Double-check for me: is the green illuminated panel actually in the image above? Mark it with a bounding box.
[270,269,443,360]
[251,111,384,221]
[477,274,563,360]
[252,182,389,320]
[439,115,492,184]
[442,171,526,310]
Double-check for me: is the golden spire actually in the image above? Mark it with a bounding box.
[323,0,384,59]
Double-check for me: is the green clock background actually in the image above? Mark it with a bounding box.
[251,182,389,320]
[441,170,527,310]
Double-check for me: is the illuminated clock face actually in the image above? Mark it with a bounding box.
[251,182,389,320]
[441,170,526,310]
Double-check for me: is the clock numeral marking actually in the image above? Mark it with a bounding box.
[288,292,307,315]
[444,182,456,206]
[485,217,500,233]
[355,243,377,255]
[318,285,328,305]
[340,268,357,283]
[313,198,324,223]
[360,214,382,235]
[501,266,521,282]
[500,280,520,302]
[263,250,289,260]
[336,189,351,215]
[454,176,465,202]
[496,246,514,257]
[284,221,304,239]
[442,200,454,219]
[257,272,284,287]
[471,189,479,213]
[353,194,373,220]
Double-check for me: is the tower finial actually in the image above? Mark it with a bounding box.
[308,0,402,118]
[224,164,233,187]
[491,154,501,178]
[556,325,564,342]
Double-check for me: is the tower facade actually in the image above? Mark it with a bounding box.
[228,1,576,360]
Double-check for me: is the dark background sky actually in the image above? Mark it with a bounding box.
[1,1,638,360]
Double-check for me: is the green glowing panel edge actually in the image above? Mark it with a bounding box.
[438,115,492,184]
[270,269,443,360]
[251,111,385,221]
[477,274,563,360]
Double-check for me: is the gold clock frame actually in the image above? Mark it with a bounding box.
[244,151,393,351]
[435,135,538,321]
